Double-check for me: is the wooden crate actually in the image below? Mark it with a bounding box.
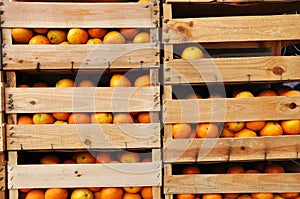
[0,1,160,70]
[7,149,162,199]
[162,2,300,84]
[4,69,161,150]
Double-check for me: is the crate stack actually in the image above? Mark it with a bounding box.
[0,0,162,198]
[162,0,300,199]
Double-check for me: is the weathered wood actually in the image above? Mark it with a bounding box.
[163,13,300,43]
[164,56,300,84]
[5,87,160,113]
[0,2,158,28]
[164,173,300,194]
[163,136,300,163]
[165,0,298,3]
[163,96,300,123]
[8,162,162,189]
[6,123,161,150]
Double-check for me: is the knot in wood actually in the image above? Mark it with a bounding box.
[289,102,297,109]
[84,139,92,145]
[30,101,36,105]
[272,66,285,75]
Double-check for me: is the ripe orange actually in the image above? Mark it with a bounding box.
[113,113,134,124]
[86,38,103,44]
[54,121,68,124]
[274,194,285,199]
[196,123,219,138]
[224,122,245,132]
[220,128,234,138]
[67,28,89,44]
[134,75,150,87]
[237,195,253,199]
[25,189,45,199]
[96,152,112,163]
[63,159,76,164]
[133,32,150,43]
[176,194,196,199]
[45,188,68,199]
[264,164,285,173]
[234,129,257,138]
[91,112,113,124]
[119,151,141,163]
[20,189,33,193]
[137,112,150,123]
[88,28,107,39]
[123,187,142,194]
[140,187,152,199]
[234,91,254,98]
[103,31,126,44]
[251,193,274,199]
[56,78,75,87]
[227,165,245,173]
[12,28,34,43]
[71,188,94,199]
[33,113,55,124]
[33,28,49,34]
[123,193,142,199]
[40,154,60,164]
[99,187,123,199]
[202,193,222,199]
[89,187,101,192]
[245,121,265,131]
[280,90,300,97]
[280,119,300,135]
[68,113,91,124]
[78,80,96,87]
[32,81,49,87]
[245,169,260,173]
[277,86,293,96]
[181,46,204,59]
[52,112,71,121]
[185,93,202,99]
[29,35,51,44]
[76,152,96,164]
[120,28,140,40]
[18,84,30,88]
[17,115,34,124]
[110,74,132,87]
[257,89,278,97]
[47,29,67,44]
[223,193,240,199]
[279,193,299,199]
[182,165,201,174]
[259,121,283,136]
[172,123,192,139]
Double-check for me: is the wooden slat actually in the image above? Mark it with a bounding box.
[2,42,160,70]
[163,14,300,43]
[0,2,158,28]
[166,0,299,3]
[164,173,300,194]
[8,162,162,189]
[6,123,161,150]
[5,87,160,113]
[163,136,300,163]
[164,56,300,84]
[163,96,300,123]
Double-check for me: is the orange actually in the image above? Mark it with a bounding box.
[91,112,113,124]
[33,113,55,124]
[18,84,30,88]
[113,113,134,124]
[52,112,71,121]
[33,28,49,34]
[227,165,245,173]
[29,35,51,44]
[274,195,285,199]
[119,151,141,163]
[137,112,150,123]
[103,31,126,44]
[185,93,202,99]
[133,32,150,43]
[234,91,254,98]
[86,38,103,44]
[45,188,68,199]
[281,119,300,135]
[78,80,96,87]
[196,123,219,138]
[32,81,49,87]
[245,169,260,173]
[54,121,68,124]
[234,129,257,138]
[237,195,253,199]
[67,28,89,44]
[134,75,150,87]
[20,189,33,193]
[140,187,152,199]
[40,154,60,164]
[251,193,274,199]
[68,113,91,124]
[259,121,283,136]
[182,165,201,174]
[264,164,285,173]
[47,29,67,44]
[123,193,142,199]
[17,115,33,124]
[76,152,96,164]
[172,123,192,139]
[71,188,94,199]
[63,159,76,164]
[280,90,300,97]
[56,78,75,87]
[12,28,34,44]
[181,46,204,59]
[110,74,132,87]
[89,187,101,192]
[120,28,140,40]
[257,89,278,97]
[220,128,234,138]
[279,193,299,199]
[176,194,196,199]
[223,193,240,199]
[88,28,107,39]
[123,187,142,194]
[245,121,265,131]
[25,189,45,199]
[99,187,123,199]
[277,86,293,96]
[224,122,245,132]
[96,152,112,163]
[202,193,222,199]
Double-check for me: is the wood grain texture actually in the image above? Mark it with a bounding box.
[165,0,298,3]
[163,13,300,43]
[6,123,161,150]
[5,87,160,113]
[8,162,162,189]
[163,136,300,163]
[164,173,300,194]
[0,2,159,28]
[164,56,300,84]
[163,96,300,123]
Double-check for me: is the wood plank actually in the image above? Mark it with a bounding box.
[166,0,299,2]
[163,136,300,163]
[164,173,300,194]
[6,123,161,150]
[5,87,160,113]
[8,162,162,189]
[164,56,300,84]
[0,2,158,28]
[163,14,300,43]
[163,96,300,123]
[2,41,160,70]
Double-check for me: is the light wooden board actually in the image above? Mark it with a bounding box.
[163,96,300,123]
[8,162,162,189]
[6,123,161,150]
[163,135,300,163]
[0,2,159,28]
[5,87,160,113]
[164,173,300,194]
[164,56,300,84]
[163,13,300,43]
[165,0,299,3]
